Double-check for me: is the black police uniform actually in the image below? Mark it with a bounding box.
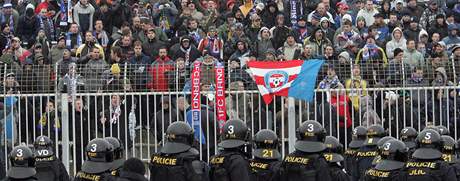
[209,119,251,181]
[115,158,147,181]
[33,136,70,181]
[4,145,38,181]
[149,122,209,181]
[345,126,366,176]
[400,129,457,181]
[363,139,407,181]
[74,138,117,181]
[400,127,417,157]
[249,129,282,181]
[278,120,332,181]
[371,136,396,167]
[105,137,125,177]
[324,136,351,181]
[353,125,386,181]
[440,135,460,180]
[436,125,449,136]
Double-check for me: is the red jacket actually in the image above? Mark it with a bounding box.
[330,93,352,128]
[147,56,174,91]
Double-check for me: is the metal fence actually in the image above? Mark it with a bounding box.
[0,86,459,176]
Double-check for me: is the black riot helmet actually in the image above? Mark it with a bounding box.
[104,137,124,159]
[441,135,457,163]
[219,119,250,149]
[252,129,281,159]
[324,136,344,163]
[437,125,450,136]
[161,121,194,154]
[400,127,417,149]
[412,129,443,160]
[82,138,114,174]
[349,126,367,148]
[295,120,326,153]
[8,145,36,179]
[364,125,386,146]
[375,139,408,171]
[33,136,54,158]
[377,136,396,152]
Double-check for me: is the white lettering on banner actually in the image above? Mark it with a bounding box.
[215,65,226,132]
[37,150,49,156]
[191,62,201,110]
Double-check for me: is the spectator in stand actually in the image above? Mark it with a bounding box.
[17,4,38,47]
[323,45,336,61]
[37,101,61,141]
[345,64,368,110]
[187,18,205,44]
[11,37,31,65]
[49,35,67,64]
[404,39,425,69]
[252,27,274,60]
[93,1,113,35]
[355,16,369,40]
[387,12,401,33]
[56,49,76,77]
[76,31,105,61]
[318,64,342,89]
[334,2,350,29]
[128,41,150,91]
[117,35,135,61]
[428,14,448,39]
[443,24,460,53]
[419,0,445,30]
[307,3,335,24]
[386,48,411,86]
[93,20,109,49]
[228,58,252,87]
[264,48,277,61]
[103,63,132,92]
[152,0,179,35]
[73,0,95,33]
[292,15,310,43]
[142,27,167,59]
[357,0,378,27]
[66,23,83,53]
[229,40,251,67]
[152,96,178,142]
[372,13,389,43]
[300,44,316,60]
[403,17,422,42]
[198,26,223,60]
[270,14,291,49]
[320,17,336,42]
[277,33,302,61]
[81,47,108,92]
[385,27,406,59]
[131,16,143,40]
[166,57,188,91]
[355,36,387,64]
[403,0,424,18]
[334,20,362,53]
[99,94,134,148]
[37,8,56,41]
[110,0,133,30]
[170,36,201,64]
[245,14,262,43]
[260,1,278,28]
[0,3,18,34]
[223,22,250,58]
[198,54,217,86]
[110,46,125,64]
[147,47,174,92]
[304,28,332,57]
[336,51,352,79]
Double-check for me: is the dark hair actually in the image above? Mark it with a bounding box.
[133,40,142,47]
[343,20,352,26]
[111,46,122,58]
[406,39,416,44]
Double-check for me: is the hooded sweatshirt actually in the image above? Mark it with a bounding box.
[442,24,460,53]
[386,27,407,59]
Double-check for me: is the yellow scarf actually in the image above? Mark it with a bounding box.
[239,1,254,18]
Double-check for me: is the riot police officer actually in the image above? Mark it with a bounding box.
[150,121,209,181]
[372,136,396,166]
[277,120,331,181]
[33,136,70,181]
[345,126,366,174]
[436,125,449,136]
[74,138,116,181]
[400,129,456,181]
[116,158,147,181]
[105,137,124,176]
[440,135,460,179]
[400,127,417,156]
[210,119,251,181]
[249,129,282,181]
[363,139,407,181]
[5,145,37,181]
[324,136,350,181]
[353,125,386,181]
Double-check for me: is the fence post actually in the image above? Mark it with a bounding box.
[288,97,296,153]
[60,94,70,173]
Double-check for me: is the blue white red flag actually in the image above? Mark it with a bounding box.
[247,59,324,104]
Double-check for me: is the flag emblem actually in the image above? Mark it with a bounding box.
[266,70,288,91]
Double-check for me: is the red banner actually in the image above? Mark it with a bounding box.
[191,61,202,125]
[215,63,226,131]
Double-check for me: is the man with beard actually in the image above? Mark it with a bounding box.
[171,36,201,64]
[147,47,174,92]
